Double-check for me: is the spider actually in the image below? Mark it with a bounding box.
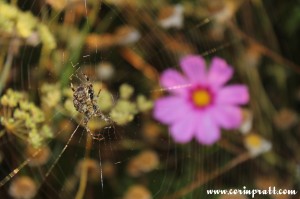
[70,73,111,141]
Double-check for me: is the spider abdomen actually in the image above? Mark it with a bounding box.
[73,86,94,114]
[70,73,112,140]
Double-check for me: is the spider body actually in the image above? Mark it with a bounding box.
[70,74,111,140]
[73,84,95,117]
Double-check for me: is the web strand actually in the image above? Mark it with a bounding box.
[44,121,82,179]
[98,141,104,191]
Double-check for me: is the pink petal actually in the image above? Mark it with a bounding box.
[160,69,188,94]
[216,85,249,105]
[207,57,233,87]
[153,96,190,125]
[195,114,220,145]
[169,112,196,143]
[209,106,243,129]
[180,55,206,83]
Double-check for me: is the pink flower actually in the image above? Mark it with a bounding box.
[153,55,249,145]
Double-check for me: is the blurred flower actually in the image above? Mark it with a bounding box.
[208,24,226,41]
[97,62,115,81]
[62,176,78,196]
[0,2,36,38]
[273,108,298,130]
[109,84,153,125]
[16,12,37,38]
[154,55,249,145]
[57,119,74,141]
[115,25,141,45]
[255,175,293,199]
[0,89,24,107]
[0,89,53,148]
[164,36,194,56]
[38,24,57,51]
[255,175,276,190]
[71,1,87,16]
[75,158,101,183]
[9,176,37,199]
[137,95,153,112]
[41,83,61,109]
[135,150,159,172]
[64,1,88,24]
[110,100,137,125]
[87,117,107,132]
[97,89,114,112]
[158,4,184,29]
[142,122,161,142]
[102,161,116,178]
[272,187,293,199]
[0,16,14,33]
[26,32,41,47]
[127,159,142,177]
[64,98,79,117]
[244,133,272,157]
[26,146,50,166]
[127,150,159,177]
[85,34,116,51]
[110,84,138,125]
[239,108,253,134]
[242,44,262,68]
[63,87,74,98]
[0,2,18,20]
[208,0,242,25]
[123,185,152,199]
[0,2,56,51]
[45,0,67,11]
[10,38,22,56]
[120,83,134,99]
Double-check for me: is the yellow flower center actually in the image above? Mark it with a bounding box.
[192,89,211,107]
[245,134,262,148]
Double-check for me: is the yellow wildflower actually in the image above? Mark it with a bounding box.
[0,89,53,148]
[120,83,134,100]
[110,99,137,125]
[16,12,37,38]
[136,95,153,112]
[38,24,57,51]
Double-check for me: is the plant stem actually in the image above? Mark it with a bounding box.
[228,21,300,74]
[75,133,92,199]
[0,40,14,95]
[60,0,102,87]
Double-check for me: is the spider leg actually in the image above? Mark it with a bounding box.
[82,72,90,82]
[95,111,113,125]
[92,131,105,141]
[70,83,75,92]
[81,72,102,99]
[95,110,105,120]
[83,116,104,141]
[97,88,101,98]
[83,116,94,138]
[69,64,81,80]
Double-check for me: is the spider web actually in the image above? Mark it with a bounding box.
[0,0,296,199]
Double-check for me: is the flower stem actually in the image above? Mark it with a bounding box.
[228,21,300,74]
[0,40,14,95]
[60,0,101,87]
[120,47,160,82]
[75,133,92,199]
